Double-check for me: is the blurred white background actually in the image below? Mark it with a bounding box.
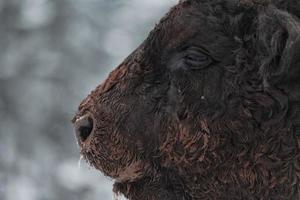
[0,0,177,199]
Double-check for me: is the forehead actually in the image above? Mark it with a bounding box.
[144,1,234,60]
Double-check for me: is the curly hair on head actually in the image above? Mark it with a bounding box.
[73,0,300,199]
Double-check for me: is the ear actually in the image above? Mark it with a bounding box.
[258,6,300,88]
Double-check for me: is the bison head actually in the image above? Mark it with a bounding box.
[72,0,300,195]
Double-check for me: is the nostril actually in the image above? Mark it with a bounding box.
[75,114,94,142]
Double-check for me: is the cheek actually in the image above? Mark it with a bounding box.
[202,66,224,101]
[159,120,211,168]
[171,66,225,119]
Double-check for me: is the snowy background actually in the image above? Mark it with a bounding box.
[0,0,177,200]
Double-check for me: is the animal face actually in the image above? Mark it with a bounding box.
[73,0,300,185]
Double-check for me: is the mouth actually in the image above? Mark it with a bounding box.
[78,136,146,183]
[80,149,119,179]
[85,153,145,183]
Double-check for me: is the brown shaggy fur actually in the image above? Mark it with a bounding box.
[73,0,300,199]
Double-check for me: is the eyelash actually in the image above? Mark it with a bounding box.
[183,47,214,69]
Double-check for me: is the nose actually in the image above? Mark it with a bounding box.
[74,114,94,143]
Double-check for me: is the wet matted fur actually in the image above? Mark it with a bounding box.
[73,0,300,199]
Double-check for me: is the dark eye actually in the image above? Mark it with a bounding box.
[184,47,213,69]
